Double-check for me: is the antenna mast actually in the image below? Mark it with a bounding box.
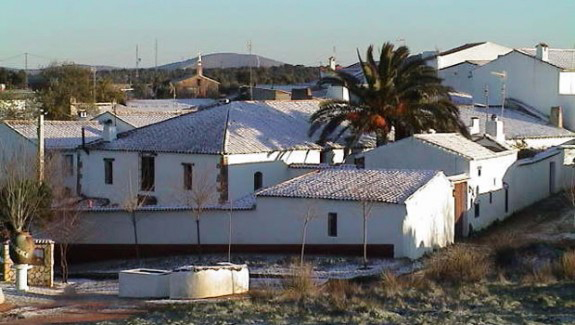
[247,40,253,100]
[154,39,158,73]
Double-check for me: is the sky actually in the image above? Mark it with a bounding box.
[1,0,574,69]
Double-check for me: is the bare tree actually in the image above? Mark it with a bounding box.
[180,168,218,253]
[300,202,319,266]
[361,200,374,269]
[122,173,145,264]
[0,145,50,235]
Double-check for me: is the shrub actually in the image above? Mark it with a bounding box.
[323,279,358,311]
[425,244,491,284]
[559,249,575,280]
[521,262,556,284]
[282,262,318,300]
[381,271,402,296]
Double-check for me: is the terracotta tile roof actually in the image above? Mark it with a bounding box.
[257,169,440,204]
[3,120,102,149]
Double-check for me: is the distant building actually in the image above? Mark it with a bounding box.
[171,54,220,98]
[250,87,291,100]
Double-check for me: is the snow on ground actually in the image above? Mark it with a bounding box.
[70,254,419,280]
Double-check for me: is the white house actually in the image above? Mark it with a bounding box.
[73,168,454,261]
[361,132,517,236]
[471,44,575,129]
[78,100,374,207]
[0,120,103,194]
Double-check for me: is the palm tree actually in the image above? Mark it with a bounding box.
[309,42,469,148]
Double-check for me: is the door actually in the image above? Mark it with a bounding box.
[453,181,467,239]
[549,161,556,194]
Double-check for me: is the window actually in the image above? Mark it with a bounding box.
[328,213,338,237]
[489,192,493,204]
[474,201,480,218]
[64,154,74,176]
[354,157,365,169]
[141,156,155,191]
[183,163,193,190]
[254,172,263,191]
[104,158,114,184]
[477,167,482,177]
[504,183,509,213]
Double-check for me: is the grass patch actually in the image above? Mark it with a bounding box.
[425,244,491,284]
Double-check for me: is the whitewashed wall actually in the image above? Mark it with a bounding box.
[403,174,454,258]
[560,72,575,95]
[362,137,470,175]
[438,62,477,94]
[471,52,575,130]
[80,150,220,206]
[76,200,407,255]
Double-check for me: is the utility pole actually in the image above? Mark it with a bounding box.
[484,84,489,124]
[154,39,158,73]
[24,52,28,89]
[135,45,141,79]
[91,67,97,103]
[247,40,253,100]
[37,109,45,182]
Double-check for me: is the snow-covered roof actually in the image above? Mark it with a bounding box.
[459,106,575,140]
[93,111,183,128]
[288,163,358,170]
[87,100,375,154]
[257,169,440,204]
[414,133,513,160]
[3,120,102,149]
[80,194,256,212]
[519,48,575,70]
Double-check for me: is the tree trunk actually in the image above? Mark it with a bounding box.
[300,219,309,266]
[363,203,368,269]
[196,218,201,254]
[59,243,69,283]
[131,211,140,264]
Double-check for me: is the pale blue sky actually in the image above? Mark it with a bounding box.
[1,0,574,69]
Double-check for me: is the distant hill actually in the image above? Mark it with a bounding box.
[158,53,286,70]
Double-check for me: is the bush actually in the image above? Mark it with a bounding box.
[282,262,318,300]
[521,262,556,284]
[559,249,575,280]
[425,244,491,284]
[323,279,358,311]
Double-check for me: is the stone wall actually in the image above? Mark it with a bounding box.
[2,239,54,287]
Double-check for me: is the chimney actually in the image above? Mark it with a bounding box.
[550,106,563,128]
[469,117,480,135]
[70,97,78,118]
[328,56,336,70]
[102,119,117,142]
[486,114,505,143]
[536,43,549,62]
[196,52,203,76]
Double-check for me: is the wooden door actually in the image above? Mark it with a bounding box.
[453,181,467,239]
